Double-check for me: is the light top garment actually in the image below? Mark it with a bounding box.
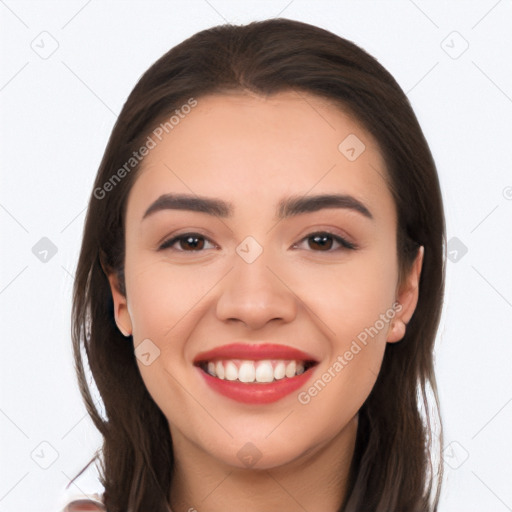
[62,497,105,511]
[62,498,176,511]
[58,460,178,511]
[57,460,105,511]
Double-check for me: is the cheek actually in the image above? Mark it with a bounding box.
[290,253,397,407]
[124,259,222,408]
[126,258,219,341]
[290,252,398,340]
[125,260,209,418]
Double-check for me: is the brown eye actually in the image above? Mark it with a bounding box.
[308,233,334,251]
[179,235,205,250]
[159,233,215,251]
[294,231,356,252]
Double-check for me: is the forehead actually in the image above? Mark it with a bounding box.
[126,90,393,221]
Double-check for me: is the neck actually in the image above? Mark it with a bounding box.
[169,415,358,512]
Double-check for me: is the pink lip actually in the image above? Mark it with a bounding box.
[197,367,316,404]
[193,342,318,363]
[193,343,319,404]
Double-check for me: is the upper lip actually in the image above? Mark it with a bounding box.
[193,343,319,364]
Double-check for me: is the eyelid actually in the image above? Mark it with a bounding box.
[158,231,217,251]
[292,224,357,247]
[292,230,357,251]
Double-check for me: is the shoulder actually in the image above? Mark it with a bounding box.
[62,498,106,511]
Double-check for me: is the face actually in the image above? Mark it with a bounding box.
[108,90,422,470]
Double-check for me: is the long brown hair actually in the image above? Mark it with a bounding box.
[71,18,445,511]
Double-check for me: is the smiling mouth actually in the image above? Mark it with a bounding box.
[196,359,318,384]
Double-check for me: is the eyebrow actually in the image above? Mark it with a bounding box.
[142,193,373,221]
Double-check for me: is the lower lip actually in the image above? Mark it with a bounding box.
[196,366,316,404]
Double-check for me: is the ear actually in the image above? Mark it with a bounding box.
[387,246,424,343]
[107,272,133,338]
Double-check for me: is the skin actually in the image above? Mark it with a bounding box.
[107,90,423,512]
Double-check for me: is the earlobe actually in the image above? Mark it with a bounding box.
[107,273,133,337]
[387,246,424,343]
[387,319,406,343]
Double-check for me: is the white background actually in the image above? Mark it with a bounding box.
[1,1,511,511]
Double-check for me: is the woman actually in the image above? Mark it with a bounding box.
[66,17,445,512]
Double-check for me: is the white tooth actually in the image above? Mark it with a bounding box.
[274,361,286,380]
[238,361,256,383]
[296,362,305,375]
[207,361,216,376]
[285,361,296,378]
[225,361,238,381]
[215,361,225,379]
[255,361,274,383]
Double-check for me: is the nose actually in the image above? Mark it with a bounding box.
[215,251,297,330]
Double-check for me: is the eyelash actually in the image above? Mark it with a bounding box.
[158,231,357,252]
